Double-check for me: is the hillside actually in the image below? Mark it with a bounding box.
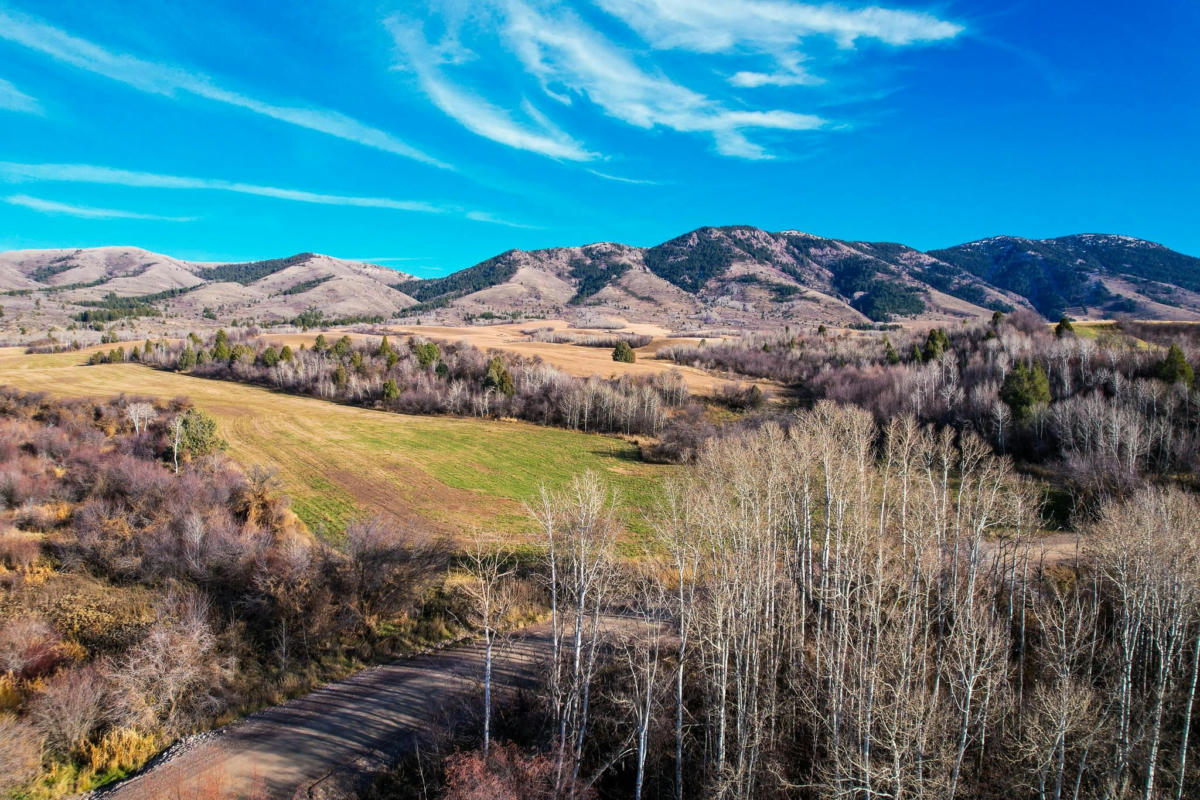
[930,234,1200,320]
[394,226,1028,329]
[2,229,1197,344]
[402,226,1199,327]
[0,248,417,339]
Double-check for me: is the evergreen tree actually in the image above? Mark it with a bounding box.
[1000,361,1051,418]
[177,346,197,370]
[211,329,231,362]
[1157,343,1195,386]
[922,328,949,362]
[178,409,225,460]
[413,341,440,368]
[1055,315,1075,338]
[883,336,900,365]
[483,356,515,396]
[612,340,636,363]
[381,378,400,401]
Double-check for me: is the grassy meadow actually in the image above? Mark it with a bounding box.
[0,346,673,540]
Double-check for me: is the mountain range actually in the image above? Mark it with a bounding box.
[2,227,1198,340]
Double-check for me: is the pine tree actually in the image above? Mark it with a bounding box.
[883,336,900,365]
[1000,361,1051,418]
[1157,343,1195,386]
[922,328,949,362]
[484,357,515,396]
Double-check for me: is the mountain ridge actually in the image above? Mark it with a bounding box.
[2,228,1198,342]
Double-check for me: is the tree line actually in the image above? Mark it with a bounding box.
[133,331,688,437]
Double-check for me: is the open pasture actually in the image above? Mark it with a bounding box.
[0,346,671,539]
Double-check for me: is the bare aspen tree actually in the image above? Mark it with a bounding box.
[169,414,184,474]
[617,560,667,800]
[533,472,619,798]
[658,477,701,800]
[459,532,516,759]
[125,401,156,434]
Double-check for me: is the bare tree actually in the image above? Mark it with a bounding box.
[459,531,517,758]
[125,401,157,434]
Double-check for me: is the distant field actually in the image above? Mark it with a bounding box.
[0,347,673,540]
[342,320,777,397]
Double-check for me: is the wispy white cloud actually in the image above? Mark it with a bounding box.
[598,0,963,89]
[0,77,40,114]
[391,0,961,161]
[0,9,449,169]
[500,1,824,159]
[597,0,964,52]
[0,161,530,226]
[388,18,597,162]
[465,210,544,229]
[586,169,661,185]
[0,162,446,212]
[4,193,195,221]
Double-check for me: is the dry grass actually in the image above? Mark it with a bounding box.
[346,320,776,397]
[0,347,673,540]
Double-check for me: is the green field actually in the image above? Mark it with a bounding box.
[0,347,673,540]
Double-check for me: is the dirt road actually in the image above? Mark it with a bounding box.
[95,626,554,800]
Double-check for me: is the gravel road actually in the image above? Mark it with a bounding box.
[93,625,554,800]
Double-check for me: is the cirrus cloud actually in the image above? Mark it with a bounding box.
[0,9,449,169]
[4,194,195,221]
[0,161,533,227]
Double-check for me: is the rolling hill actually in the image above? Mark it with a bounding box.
[0,248,418,336]
[2,228,1197,344]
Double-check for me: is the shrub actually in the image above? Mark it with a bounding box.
[0,528,39,569]
[717,383,764,411]
[106,594,231,735]
[0,715,41,795]
[29,665,108,756]
[612,340,636,363]
[1055,315,1075,337]
[442,742,568,800]
[0,615,67,679]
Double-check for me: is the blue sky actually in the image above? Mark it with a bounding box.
[0,0,1197,276]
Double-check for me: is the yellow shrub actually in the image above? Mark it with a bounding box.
[86,728,159,775]
[0,673,21,711]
